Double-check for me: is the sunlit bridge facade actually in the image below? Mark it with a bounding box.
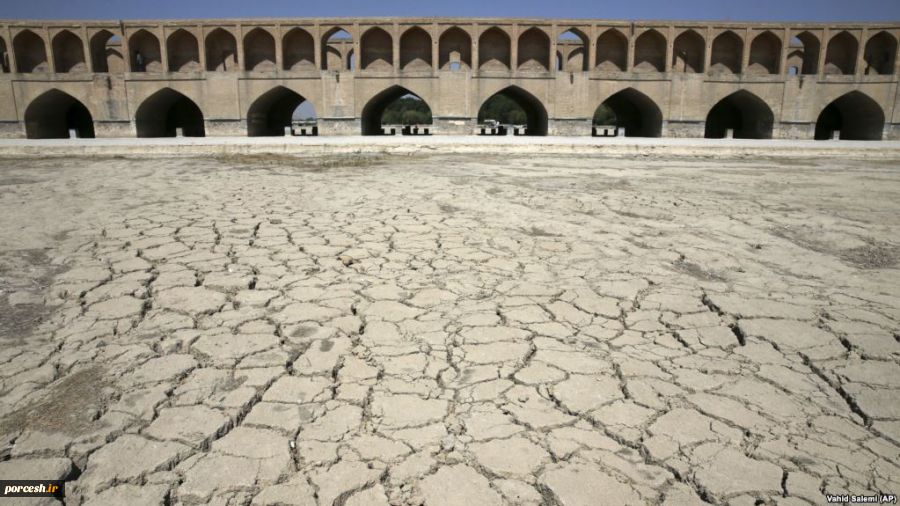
[0,17,898,139]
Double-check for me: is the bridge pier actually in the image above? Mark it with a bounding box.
[548,118,592,136]
[317,118,360,136]
[432,117,476,135]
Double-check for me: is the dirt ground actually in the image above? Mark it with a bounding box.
[0,153,898,505]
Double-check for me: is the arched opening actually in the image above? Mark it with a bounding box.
[51,30,86,73]
[135,88,205,137]
[704,90,773,139]
[90,30,123,73]
[283,28,315,71]
[361,86,433,135]
[439,26,472,70]
[815,91,884,140]
[517,27,550,71]
[205,28,237,71]
[361,27,393,71]
[399,27,431,71]
[347,48,356,70]
[864,31,897,76]
[479,27,511,71]
[247,86,317,137]
[128,29,161,72]
[673,30,704,73]
[24,89,94,139]
[786,32,819,76]
[558,29,588,72]
[399,26,431,71]
[244,28,276,71]
[748,31,781,74]
[592,88,662,137]
[13,30,48,73]
[0,37,9,73]
[596,29,627,71]
[478,86,548,136]
[825,31,857,75]
[321,28,352,71]
[710,31,743,75]
[166,29,199,72]
[634,29,666,72]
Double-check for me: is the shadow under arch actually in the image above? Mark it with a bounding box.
[247,86,315,136]
[361,85,432,135]
[478,85,548,136]
[135,88,205,137]
[593,88,662,137]
[704,90,773,139]
[815,91,884,141]
[25,89,94,139]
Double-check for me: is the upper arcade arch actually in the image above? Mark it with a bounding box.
[710,30,743,74]
[205,28,237,71]
[283,28,315,71]
[864,31,897,75]
[90,30,124,73]
[479,27,511,71]
[400,26,432,71]
[13,30,48,73]
[517,27,550,71]
[634,29,666,72]
[166,29,200,72]
[244,28,276,71]
[673,30,704,73]
[748,31,781,74]
[438,26,472,70]
[596,29,627,71]
[321,27,353,71]
[128,29,162,72]
[824,31,858,75]
[24,89,94,138]
[558,28,588,72]
[361,27,393,71]
[786,32,820,75]
[51,30,86,73]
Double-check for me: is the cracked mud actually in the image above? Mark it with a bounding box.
[0,153,898,505]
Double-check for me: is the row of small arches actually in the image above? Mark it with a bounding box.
[23,85,887,142]
[3,25,896,76]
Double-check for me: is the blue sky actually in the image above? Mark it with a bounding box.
[4,0,899,21]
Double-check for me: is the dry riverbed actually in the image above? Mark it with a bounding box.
[0,153,898,505]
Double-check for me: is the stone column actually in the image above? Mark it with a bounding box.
[392,22,400,74]
[237,24,246,71]
[855,28,867,76]
[121,25,132,72]
[510,24,518,73]
[779,27,790,77]
[587,24,597,71]
[817,27,829,77]
[4,26,16,73]
[352,22,360,75]
[431,22,439,75]
[471,24,479,74]
[550,23,558,74]
[81,25,93,72]
[313,24,322,70]
[198,25,207,72]
[159,25,169,72]
[665,25,674,72]
[741,27,751,73]
[45,26,56,73]
[275,24,284,71]
[703,26,712,74]
[626,26,635,71]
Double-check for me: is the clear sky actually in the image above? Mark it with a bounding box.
[3,0,899,22]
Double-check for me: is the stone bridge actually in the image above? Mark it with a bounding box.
[0,17,898,139]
